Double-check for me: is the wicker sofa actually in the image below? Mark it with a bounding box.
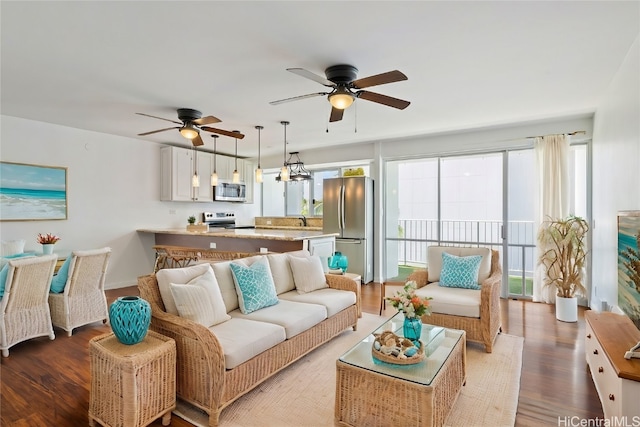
[137,250,360,426]
[407,246,502,353]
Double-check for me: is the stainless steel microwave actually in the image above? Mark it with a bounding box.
[213,181,246,202]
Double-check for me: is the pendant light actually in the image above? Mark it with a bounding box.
[255,125,263,183]
[210,134,219,186]
[191,147,200,188]
[279,121,290,182]
[232,131,240,184]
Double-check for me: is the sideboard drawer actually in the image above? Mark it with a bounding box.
[585,311,640,419]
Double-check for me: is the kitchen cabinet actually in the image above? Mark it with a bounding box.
[214,154,233,182]
[305,236,336,272]
[160,146,213,202]
[242,160,255,204]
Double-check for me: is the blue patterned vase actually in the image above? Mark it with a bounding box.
[109,296,151,345]
[403,316,422,345]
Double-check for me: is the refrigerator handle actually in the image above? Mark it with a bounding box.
[339,184,346,230]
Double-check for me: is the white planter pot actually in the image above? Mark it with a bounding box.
[555,295,578,322]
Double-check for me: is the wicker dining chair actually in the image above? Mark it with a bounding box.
[0,255,58,357]
[48,247,111,336]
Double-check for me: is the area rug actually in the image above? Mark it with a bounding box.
[174,313,523,427]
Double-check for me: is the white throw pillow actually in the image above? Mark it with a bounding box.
[288,255,328,294]
[156,263,213,315]
[1,240,25,257]
[169,267,231,326]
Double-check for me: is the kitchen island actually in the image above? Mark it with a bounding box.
[137,228,338,253]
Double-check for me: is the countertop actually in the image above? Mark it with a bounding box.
[137,228,337,242]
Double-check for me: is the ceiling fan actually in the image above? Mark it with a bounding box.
[136,108,244,146]
[270,65,410,122]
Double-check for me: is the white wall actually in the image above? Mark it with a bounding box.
[0,116,260,288]
[591,35,640,311]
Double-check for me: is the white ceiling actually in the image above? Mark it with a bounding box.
[1,1,638,159]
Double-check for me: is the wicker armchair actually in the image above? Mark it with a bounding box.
[407,247,502,353]
[48,247,111,336]
[1,255,58,357]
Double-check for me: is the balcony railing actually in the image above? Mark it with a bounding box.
[388,219,536,297]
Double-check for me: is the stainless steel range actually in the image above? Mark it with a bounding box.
[202,212,255,230]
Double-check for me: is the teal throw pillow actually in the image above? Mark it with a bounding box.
[229,257,279,314]
[50,256,72,293]
[0,263,8,299]
[439,252,482,290]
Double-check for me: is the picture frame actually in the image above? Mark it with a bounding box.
[0,161,68,221]
[618,210,640,330]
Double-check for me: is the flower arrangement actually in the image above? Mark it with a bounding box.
[37,233,61,245]
[385,281,432,318]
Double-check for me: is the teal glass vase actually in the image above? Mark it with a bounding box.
[109,296,151,345]
[403,316,422,344]
[329,252,349,273]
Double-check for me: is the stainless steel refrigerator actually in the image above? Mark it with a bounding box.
[323,176,374,283]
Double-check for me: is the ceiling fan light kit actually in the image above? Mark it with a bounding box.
[328,87,355,110]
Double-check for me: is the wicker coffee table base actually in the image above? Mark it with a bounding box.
[335,331,466,427]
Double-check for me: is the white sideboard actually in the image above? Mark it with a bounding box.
[584,311,640,419]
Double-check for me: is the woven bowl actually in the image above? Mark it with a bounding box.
[372,340,425,365]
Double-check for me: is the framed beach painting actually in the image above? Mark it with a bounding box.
[618,210,640,330]
[0,161,68,221]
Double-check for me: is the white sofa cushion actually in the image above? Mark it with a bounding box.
[415,282,481,318]
[169,267,231,327]
[267,250,312,295]
[266,253,296,294]
[278,288,356,318]
[210,318,286,369]
[427,246,492,284]
[156,263,211,315]
[288,255,329,293]
[230,299,327,339]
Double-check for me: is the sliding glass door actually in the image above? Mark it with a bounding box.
[384,144,589,299]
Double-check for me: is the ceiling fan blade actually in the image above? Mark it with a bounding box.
[193,115,221,126]
[287,68,335,87]
[135,112,182,125]
[201,127,245,139]
[329,107,344,123]
[192,134,204,147]
[138,126,179,136]
[352,70,408,89]
[356,90,411,110]
[269,92,329,105]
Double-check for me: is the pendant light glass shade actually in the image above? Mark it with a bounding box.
[278,121,290,182]
[280,165,289,182]
[255,125,263,183]
[211,135,218,186]
[192,148,200,188]
[232,133,240,183]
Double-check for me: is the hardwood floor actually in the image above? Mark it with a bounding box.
[1,282,603,426]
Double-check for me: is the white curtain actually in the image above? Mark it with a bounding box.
[533,134,570,303]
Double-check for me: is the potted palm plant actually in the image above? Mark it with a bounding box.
[537,215,589,322]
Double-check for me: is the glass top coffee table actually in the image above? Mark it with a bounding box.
[335,312,466,426]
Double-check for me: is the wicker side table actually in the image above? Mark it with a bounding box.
[89,330,176,427]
